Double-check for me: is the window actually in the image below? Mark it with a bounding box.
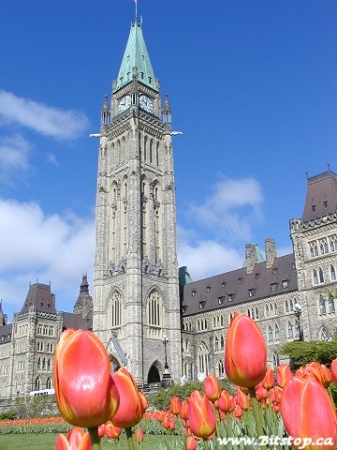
[275,324,280,341]
[265,304,270,317]
[328,296,335,314]
[319,268,325,283]
[331,265,336,281]
[147,290,163,327]
[313,269,318,285]
[319,296,326,315]
[330,235,337,252]
[268,325,273,342]
[285,300,289,313]
[111,291,122,328]
[282,280,289,289]
[287,322,293,339]
[270,283,277,292]
[248,289,255,297]
[320,327,331,342]
[228,294,234,302]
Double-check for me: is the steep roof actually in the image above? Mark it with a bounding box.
[114,21,158,93]
[302,170,337,222]
[20,283,56,314]
[181,253,297,317]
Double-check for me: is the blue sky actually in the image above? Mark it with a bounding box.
[0,1,336,320]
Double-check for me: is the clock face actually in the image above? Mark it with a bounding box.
[139,94,153,113]
[118,95,131,113]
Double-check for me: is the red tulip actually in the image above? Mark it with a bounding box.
[276,364,292,388]
[111,367,147,429]
[225,311,267,387]
[255,383,268,402]
[235,387,250,410]
[280,376,337,449]
[154,410,164,422]
[54,330,119,428]
[204,373,221,402]
[134,428,145,443]
[170,396,181,415]
[187,390,216,440]
[55,427,92,450]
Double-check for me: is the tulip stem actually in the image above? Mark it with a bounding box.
[248,387,266,450]
[88,426,101,450]
[203,438,210,450]
[125,427,135,450]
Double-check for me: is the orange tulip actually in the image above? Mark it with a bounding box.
[331,358,337,386]
[134,428,145,443]
[225,311,267,387]
[111,367,147,429]
[280,376,337,449]
[187,390,216,440]
[276,364,292,388]
[170,396,181,415]
[261,367,275,390]
[185,436,198,450]
[55,427,92,450]
[104,421,122,440]
[235,387,250,410]
[215,390,232,414]
[54,330,119,428]
[179,400,189,420]
[204,373,221,402]
[162,414,175,431]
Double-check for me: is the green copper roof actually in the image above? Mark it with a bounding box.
[114,21,158,93]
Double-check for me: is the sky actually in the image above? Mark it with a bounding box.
[0,1,336,320]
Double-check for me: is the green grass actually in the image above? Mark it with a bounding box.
[0,432,183,450]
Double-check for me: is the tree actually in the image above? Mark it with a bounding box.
[279,341,337,370]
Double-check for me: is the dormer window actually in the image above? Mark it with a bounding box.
[270,283,277,292]
[218,297,224,305]
[248,289,255,297]
[255,273,260,279]
[228,294,234,302]
[192,290,196,296]
[222,282,226,288]
[206,286,211,293]
[282,280,289,289]
[199,301,206,310]
[273,268,278,274]
[238,277,242,284]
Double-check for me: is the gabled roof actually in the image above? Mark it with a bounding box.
[181,253,297,316]
[114,21,158,93]
[302,170,337,222]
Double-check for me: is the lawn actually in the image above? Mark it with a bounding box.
[0,432,182,450]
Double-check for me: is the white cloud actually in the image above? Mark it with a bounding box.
[188,176,264,242]
[0,199,95,318]
[0,134,31,183]
[178,239,243,281]
[0,90,90,140]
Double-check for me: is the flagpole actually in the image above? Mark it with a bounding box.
[135,0,137,21]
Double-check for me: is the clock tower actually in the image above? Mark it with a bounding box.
[93,20,182,385]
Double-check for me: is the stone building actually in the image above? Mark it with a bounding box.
[180,170,337,380]
[92,20,182,385]
[0,18,337,399]
[0,275,92,399]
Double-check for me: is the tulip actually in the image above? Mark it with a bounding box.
[235,387,250,410]
[185,436,197,450]
[162,414,175,431]
[215,390,232,414]
[104,421,122,440]
[55,427,92,450]
[187,390,216,440]
[255,383,268,402]
[331,358,337,386]
[225,311,267,388]
[134,428,144,444]
[54,330,119,429]
[179,400,189,421]
[170,396,181,415]
[276,364,292,388]
[204,373,221,402]
[111,367,147,429]
[261,367,275,390]
[280,376,337,449]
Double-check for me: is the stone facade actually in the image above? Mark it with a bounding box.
[180,170,337,381]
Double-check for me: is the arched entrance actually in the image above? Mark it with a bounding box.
[147,365,160,383]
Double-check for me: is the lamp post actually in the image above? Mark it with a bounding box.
[161,334,171,388]
[294,302,302,341]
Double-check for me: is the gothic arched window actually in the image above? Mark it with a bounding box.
[147,290,163,327]
[111,291,122,328]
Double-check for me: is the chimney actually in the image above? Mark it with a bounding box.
[265,238,277,269]
[245,244,257,274]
